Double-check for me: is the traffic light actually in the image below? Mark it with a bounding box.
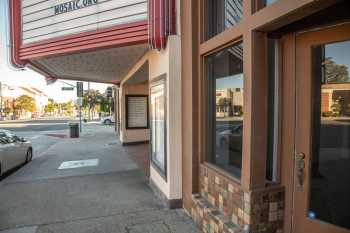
[107,87,113,98]
[77,82,83,97]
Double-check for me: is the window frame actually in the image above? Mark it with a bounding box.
[125,95,149,130]
[266,37,282,183]
[201,0,244,42]
[200,39,244,183]
[197,0,272,189]
[252,0,278,13]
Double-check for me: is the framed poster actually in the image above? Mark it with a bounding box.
[150,75,167,177]
[125,95,149,129]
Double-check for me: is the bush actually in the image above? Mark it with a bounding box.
[322,111,333,117]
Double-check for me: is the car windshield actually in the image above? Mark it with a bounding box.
[0,130,16,143]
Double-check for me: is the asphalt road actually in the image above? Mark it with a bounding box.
[0,118,75,158]
[0,118,73,132]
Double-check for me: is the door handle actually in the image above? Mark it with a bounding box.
[295,152,306,188]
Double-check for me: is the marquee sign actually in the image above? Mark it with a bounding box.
[54,0,99,15]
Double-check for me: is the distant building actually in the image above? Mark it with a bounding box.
[216,88,243,117]
[0,83,49,119]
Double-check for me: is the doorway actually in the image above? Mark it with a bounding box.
[291,23,350,233]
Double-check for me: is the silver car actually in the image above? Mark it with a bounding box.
[0,130,33,176]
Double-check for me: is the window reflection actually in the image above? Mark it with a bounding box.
[205,42,243,178]
[309,40,350,229]
[205,0,243,40]
[265,0,277,6]
[150,80,166,175]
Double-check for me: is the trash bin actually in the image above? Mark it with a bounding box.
[69,123,79,138]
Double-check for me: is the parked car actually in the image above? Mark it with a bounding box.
[216,124,243,168]
[217,124,243,151]
[0,130,32,176]
[101,115,115,125]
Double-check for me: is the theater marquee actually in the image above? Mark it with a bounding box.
[54,0,99,15]
[21,0,148,44]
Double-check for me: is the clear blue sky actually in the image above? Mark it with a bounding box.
[326,40,350,70]
[216,74,243,89]
[0,0,108,103]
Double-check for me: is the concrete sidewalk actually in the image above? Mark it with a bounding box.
[0,123,199,233]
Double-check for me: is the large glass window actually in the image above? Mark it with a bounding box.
[150,78,166,176]
[205,0,243,40]
[205,42,244,178]
[308,40,350,229]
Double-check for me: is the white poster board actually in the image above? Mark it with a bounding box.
[126,95,148,129]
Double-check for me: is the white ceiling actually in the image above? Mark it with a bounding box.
[31,44,149,84]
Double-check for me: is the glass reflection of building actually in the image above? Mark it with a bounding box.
[215,88,243,118]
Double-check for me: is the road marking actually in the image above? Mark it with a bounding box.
[58,159,99,170]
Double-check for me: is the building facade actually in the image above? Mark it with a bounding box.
[9,0,350,233]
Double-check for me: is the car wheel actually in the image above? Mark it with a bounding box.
[26,148,33,163]
[104,119,112,125]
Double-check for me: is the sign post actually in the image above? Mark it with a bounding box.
[0,82,3,120]
[77,82,84,132]
[61,87,74,91]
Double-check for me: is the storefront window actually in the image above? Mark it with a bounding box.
[205,42,244,178]
[150,78,166,176]
[205,0,243,40]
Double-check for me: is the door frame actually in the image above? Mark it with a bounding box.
[281,23,350,233]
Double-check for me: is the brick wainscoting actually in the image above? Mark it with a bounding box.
[191,165,285,233]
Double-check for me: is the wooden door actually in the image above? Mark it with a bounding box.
[293,23,350,233]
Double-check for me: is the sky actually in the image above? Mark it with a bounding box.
[216,74,244,89]
[0,0,109,103]
[326,40,350,71]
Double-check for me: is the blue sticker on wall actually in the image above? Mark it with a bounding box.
[308,211,316,219]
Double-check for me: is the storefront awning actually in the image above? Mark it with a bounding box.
[29,43,149,84]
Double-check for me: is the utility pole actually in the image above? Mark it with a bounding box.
[88,82,91,121]
[76,82,84,133]
[0,81,3,120]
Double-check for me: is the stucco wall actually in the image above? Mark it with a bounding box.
[119,35,182,202]
[149,35,182,201]
[119,82,150,144]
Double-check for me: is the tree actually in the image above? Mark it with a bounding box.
[324,57,349,83]
[331,99,341,117]
[3,107,12,116]
[83,89,105,118]
[82,90,104,108]
[60,101,74,116]
[44,98,56,114]
[15,95,36,113]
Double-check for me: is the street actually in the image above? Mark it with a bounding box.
[0,119,72,158]
[0,119,199,233]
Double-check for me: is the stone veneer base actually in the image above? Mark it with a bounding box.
[190,165,285,233]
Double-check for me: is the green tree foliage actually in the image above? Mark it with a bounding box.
[82,89,104,108]
[44,98,56,114]
[324,57,350,83]
[60,101,74,116]
[331,99,341,117]
[15,95,36,113]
